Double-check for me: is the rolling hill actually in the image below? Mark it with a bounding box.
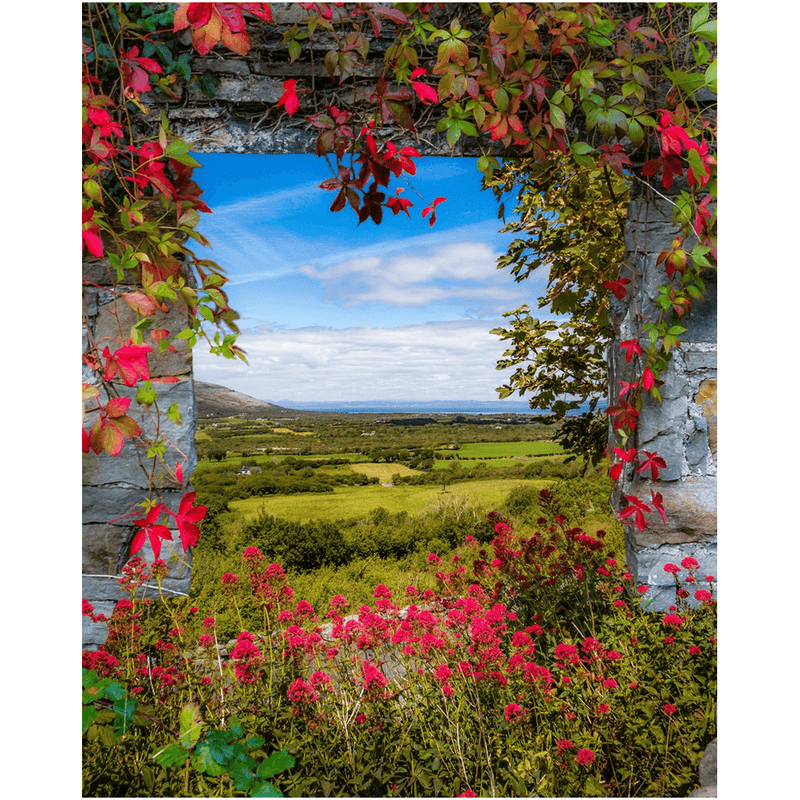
[195,381,301,419]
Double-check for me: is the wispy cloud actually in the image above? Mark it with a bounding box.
[297,240,520,309]
[193,320,517,402]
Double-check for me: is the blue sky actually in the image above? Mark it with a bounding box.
[191,153,552,403]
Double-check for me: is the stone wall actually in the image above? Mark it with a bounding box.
[82,260,198,648]
[83,4,717,646]
[608,196,717,609]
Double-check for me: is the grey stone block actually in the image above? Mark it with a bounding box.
[684,347,717,372]
[626,476,717,546]
[82,378,196,488]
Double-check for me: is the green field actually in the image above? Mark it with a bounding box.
[436,441,564,459]
[228,478,553,523]
[196,452,369,470]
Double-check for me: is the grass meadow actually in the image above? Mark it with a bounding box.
[228,478,554,523]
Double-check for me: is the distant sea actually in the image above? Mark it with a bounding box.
[275,400,604,416]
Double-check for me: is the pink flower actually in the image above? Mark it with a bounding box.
[576,748,596,767]
[663,563,681,574]
[598,703,610,714]
[555,642,580,665]
[688,645,702,655]
[373,584,392,598]
[310,670,331,687]
[288,677,318,703]
[202,616,216,628]
[557,739,574,752]
[663,613,684,628]
[330,594,349,611]
[681,556,699,570]
[221,572,239,586]
[663,703,677,716]
[504,703,529,723]
[242,546,264,564]
[295,600,316,620]
[427,553,441,564]
[694,589,713,605]
[434,664,452,683]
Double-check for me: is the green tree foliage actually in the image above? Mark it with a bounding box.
[487,152,631,470]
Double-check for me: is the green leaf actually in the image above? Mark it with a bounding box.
[193,742,229,776]
[136,384,158,407]
[548,104,566,130]
[690,4,710,30]
[252,780,283,798]
[83,705,98,734]
[694,20,716,44]
[494,87,509,113]
[153,742,190,768]
[179,702,203,748]
[627,117,644,147]
[99,724,119,748]
[705,59,717,92]
[258,750,295,780]
[168,402,183,425]
[230,760,256,792]
[113,695,137,734]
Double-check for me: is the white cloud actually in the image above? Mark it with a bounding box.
[193,320,518,402]
[298,240,520,308]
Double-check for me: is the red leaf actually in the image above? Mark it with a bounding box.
[636,450,667,482]
[618,494,653,531]
[277,80,299,116]
[217,3,246,32]
[642,366,655,390]
[131,503,173,559]
[619,339,643,364]
[241,3,274,22]
[171,491,207,551]
[422,197,446,227]
[603,278,630,300]
[186,3,213,29]
[123,292,156,317]
[104,396,132,418]
[650,490,667,523]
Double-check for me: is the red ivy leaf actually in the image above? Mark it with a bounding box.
[131,503,173,558]
[603,277,630,300]
[422,197,446,227]
[170,491,207,551]
[618,494,653,531]
[650,490,667,523]
[619,339,643,364]
[636,450,667,482]
[277,80,300,116]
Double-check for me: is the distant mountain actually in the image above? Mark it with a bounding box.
[195,381,301,419]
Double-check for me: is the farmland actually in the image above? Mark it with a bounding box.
[189,410,621,612]
[228,477,553,524]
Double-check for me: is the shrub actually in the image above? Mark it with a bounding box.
[84,499,716,797]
